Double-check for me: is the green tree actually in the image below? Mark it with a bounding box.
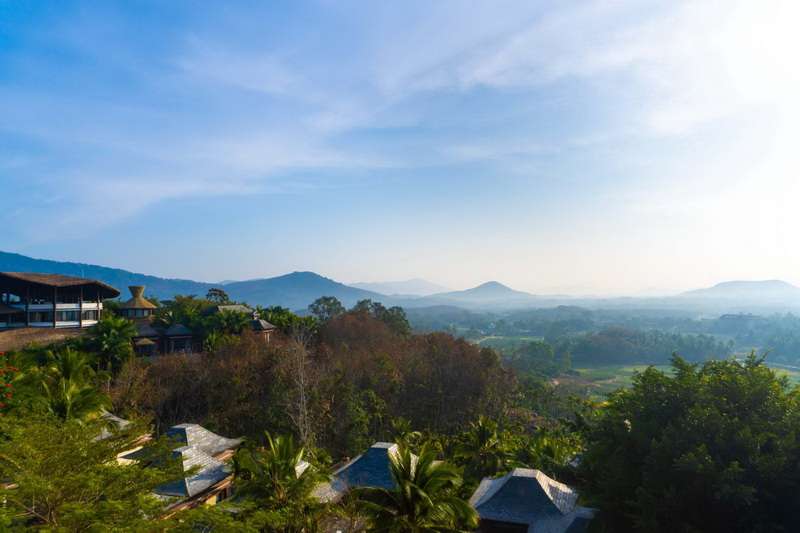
[507,340,559,377]
[208,309,250,335]
[85,314,136,374]
[308,296,345,323]
[0,415,177,530]
[232,432,327,532]
[454,416,512,484]
[31,347,110,421]
[354,444,478,532]
[260,305,318,336]
[206,287,231,304]
[581,354,800,532]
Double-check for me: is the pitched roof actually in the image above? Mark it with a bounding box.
[205,304,252,315]
[0,272,120,298]
[165,323,193,337]
[119,286,158,310]
[251,318,277,331]
[313,442,415,503]
[469,468,594,533]
[134,320,160,338]
[165,423,242,457]
[156,446,231,498]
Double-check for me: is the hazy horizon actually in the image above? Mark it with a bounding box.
[2,1,799,294]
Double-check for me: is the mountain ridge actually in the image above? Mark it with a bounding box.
[350,278,450,297]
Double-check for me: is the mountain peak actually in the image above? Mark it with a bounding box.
[682,279,800,300]
[474,281,512,291]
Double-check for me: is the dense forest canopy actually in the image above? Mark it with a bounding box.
[4,291,800,531]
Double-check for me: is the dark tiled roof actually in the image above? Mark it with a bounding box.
[469,468,594,533]
[134,320,160,338]
[165,324,193,337]
[251,318,276,331]
[332,442,398,492]
[165,423,242,457]
[0,272,120,297]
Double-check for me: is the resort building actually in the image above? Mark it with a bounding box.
[469,468,595,533]
[119,285,197,355]
[0,272,119,330]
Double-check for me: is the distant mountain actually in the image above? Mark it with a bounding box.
[350,279,450,297]
[410,281,540,309]
[0,251,387,311]
[223,272,387,310]
[680,280,800,301]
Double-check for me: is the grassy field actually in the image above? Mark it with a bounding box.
[769,366,800,386]
[566,365,673,398]
[564,363,800,398]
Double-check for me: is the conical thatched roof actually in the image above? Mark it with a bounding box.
[119,286,158,310]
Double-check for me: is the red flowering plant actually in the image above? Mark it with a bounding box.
[0,351,16,413]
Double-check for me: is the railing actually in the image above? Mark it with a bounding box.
[4,302,103,310]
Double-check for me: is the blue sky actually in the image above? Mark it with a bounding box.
[1,1,799,294]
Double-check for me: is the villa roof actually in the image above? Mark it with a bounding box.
[165,423,242,457]
[119,286,158,310]
[134,337,156,346]
[251,318,277,331]
[96,410,132,441]
[165,323,193,337]
[205,304,252,315]
[156,446,231,498]
[154,424,241,499]
[0,272,120,298]
[314,442,415,502]
[469,468,594,533]
[134,320,160,338]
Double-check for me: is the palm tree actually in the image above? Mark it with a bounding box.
[454,416,511,482]
[86,315,136,374]
[37,348,109,421]
[234,432,324,508]
[354,444,478,532]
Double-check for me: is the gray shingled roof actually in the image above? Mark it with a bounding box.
[469,468,595,533]
[154,424,241,500]
[251,318,276,331]
[314,442,417,502]
[165,423,242,457]
[207,304,252,315]
[156,446,231,498]
[95,410,131,441]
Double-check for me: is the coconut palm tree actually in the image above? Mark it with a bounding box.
[86,314,136,374]
[234,432,324,509]
[354,444,478,532]
[454,416,512,482]
[37,347,109,421]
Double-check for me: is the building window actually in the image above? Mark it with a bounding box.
[56,310,80,322]
[29,311,53,323]
[81,310,98,321]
